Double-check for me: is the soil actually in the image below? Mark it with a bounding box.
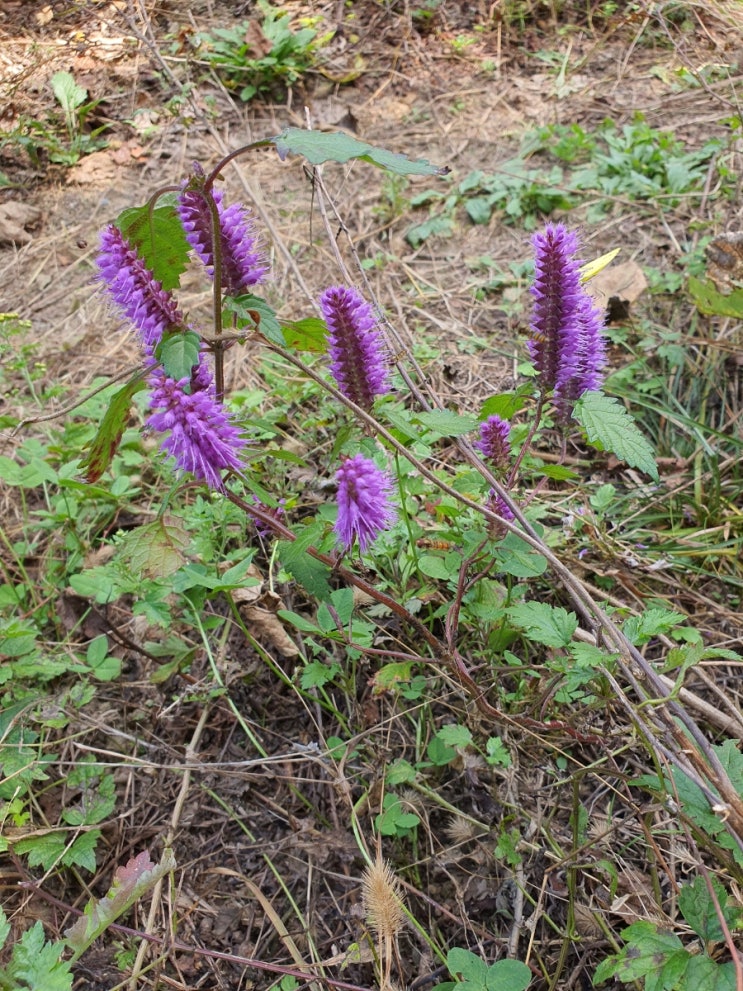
[1,2,742,990]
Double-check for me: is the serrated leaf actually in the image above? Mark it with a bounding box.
[65,849,176,956]
[7,922,72,991]
[223,294,285,345]
[281,317,328,352]
[118,516,190,580]
[437,724,473,749]
[80,377,146,483]
[623,607,687,645]
[573,392,659,481]
[679,875,742,942]
[272,127,448,176]
[156,330,201,381]
[418,554,455,581]
[508,602,577,647]
[116,203,190,291]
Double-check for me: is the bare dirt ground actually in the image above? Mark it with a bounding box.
[1,2,742,990]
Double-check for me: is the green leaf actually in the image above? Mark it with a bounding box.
[116,203,190,291]
[437,724,473,749]
[623,607,687,645]
[156,330,201,381]
[300,660,340,689]
[278,524,332,601]
[6,921,72,991]
[51,70,87,112]
[679,875,742,942]
[427,734,457,766]
[277,610,322,635]
[447,947,488,986]
[416,410,477,439]
[281,317,328,352]
[479,392,529,422]
[85,635,121,682]
[508,602,577,647]
[375,794,420,836]
[573,392,659,481]
[224,294,285,346]
[537,463,579,481]
[495,532,548,578]
[594,921,685,985]
[486,959,532,991]
[684,956,736,991]
[80,377,146,483]
[418,554,455,581]
[689,276,743,318]
[0,906,10,951]
[118,516,191,580]
[272,127,449,176]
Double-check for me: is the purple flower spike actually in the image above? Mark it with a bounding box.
[178,181,269,296]
[528,223,584,396]
[147,358,246,490]
[334,454,397,553]
[476,415,511,469]
[528,223,607,417]
[320,286,391,410]
[97,225,184,349]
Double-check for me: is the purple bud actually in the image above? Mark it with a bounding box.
[476,415,511,469]
[97,225,184,349]
[146,356,246,490]
[178,180,269,296]
[319,286,391,410]
[334,454,396,552]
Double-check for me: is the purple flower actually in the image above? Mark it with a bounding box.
[320,286,391,410]
[489,492,515,522]
[527,223,606,415]
[334,454,396,552]
[146,356,246,490]
[97,225,184,349]
[178,177,268,296]
[476,415,511,469]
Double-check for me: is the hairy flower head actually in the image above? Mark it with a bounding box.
[178,173,269,296]
[476,415,511,470]
[528,224,607,417]
[97,225,184,349]
[320,286,391,410]
[147,355,245,490]
[334,454,396,553]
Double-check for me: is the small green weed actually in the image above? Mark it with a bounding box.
[406,114,731,244]
[432,947,532,991]
[194,1,332,102]
[0,72,110,167]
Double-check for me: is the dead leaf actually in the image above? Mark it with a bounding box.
[239,603,300,659]
[0,202,42,245]
[586,260,648,321]
[35,4,53,25]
